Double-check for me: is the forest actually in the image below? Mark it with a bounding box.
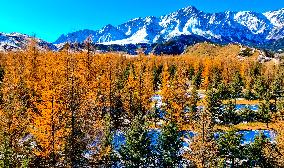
[0,42,283,168]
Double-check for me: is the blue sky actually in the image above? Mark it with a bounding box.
[0,0,283,42]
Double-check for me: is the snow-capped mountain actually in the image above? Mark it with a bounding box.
[0,32,57,51]
[53,6,284,49]
[2,6,284,54]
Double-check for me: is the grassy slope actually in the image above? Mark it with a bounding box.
[184,43,260,60]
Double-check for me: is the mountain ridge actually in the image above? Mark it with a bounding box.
[0,32,57,51]
[1,6,284,53]
[52,6,284,49]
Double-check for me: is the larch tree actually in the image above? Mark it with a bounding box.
[0,52,33,167]
[63,52,88,168]
[187,88,219,168]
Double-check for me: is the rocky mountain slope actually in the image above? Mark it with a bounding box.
[0,32,57,51]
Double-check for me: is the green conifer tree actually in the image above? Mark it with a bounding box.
[157,121,183,167]
[119,115,153,167]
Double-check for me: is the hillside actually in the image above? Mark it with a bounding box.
[184,43,260,59]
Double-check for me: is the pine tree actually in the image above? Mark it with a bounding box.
[254,76,270,100]
[210,67,222,89]
[186,65,195,82]
[95,114,115,167]
[157,121,183,167]
[205,89,222,123]
[271,74,283,112]
[229,71,244,104]
[189,86,199,122]
[119,115,154,167]
[222,100,238,125]
[244,133,277,167]
[192,67,203,89]
[259,100,272,128]
[216,130,243,167]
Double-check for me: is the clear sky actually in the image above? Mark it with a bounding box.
[0,0,283,42]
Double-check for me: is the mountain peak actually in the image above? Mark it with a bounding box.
[99,24,118,33]
[169,6,199,16]
[129,17,143,22]
[181,6,198,13]
[103,24,115,29]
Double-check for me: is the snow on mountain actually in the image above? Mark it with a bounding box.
[1,6,283,53]
[101,26,149,45]
[54,29,96,44]
[0,32,57,51]
[96,24,127,43]
[53,6,284,48]
[234,11,270,34]
[264,8,284,27]
[1,6,284,53]
[264,8,284,40]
